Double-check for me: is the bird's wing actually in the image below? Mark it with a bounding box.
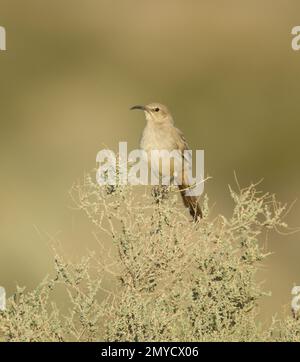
[170,127,193,187]
[173,127,192,165]
[174,127,189,151]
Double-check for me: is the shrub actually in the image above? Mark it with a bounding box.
[0,172,299,341]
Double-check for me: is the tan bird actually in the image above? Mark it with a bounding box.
[130,102,202,221]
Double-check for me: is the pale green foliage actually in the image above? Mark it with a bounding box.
[0,173,299,341]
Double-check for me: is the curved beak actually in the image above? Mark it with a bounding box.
[130,105,147,112]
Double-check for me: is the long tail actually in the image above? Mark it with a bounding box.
[178,184,202,221]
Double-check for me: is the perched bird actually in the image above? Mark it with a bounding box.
[130,102,202,221]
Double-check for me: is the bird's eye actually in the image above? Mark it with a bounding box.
[154,107,160,112]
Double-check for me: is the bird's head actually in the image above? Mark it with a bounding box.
[130,103,174,125]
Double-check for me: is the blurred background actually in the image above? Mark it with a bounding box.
[0,0,300,322]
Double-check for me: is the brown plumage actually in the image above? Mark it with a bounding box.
[131,102,202,222]
[178,183,202,221]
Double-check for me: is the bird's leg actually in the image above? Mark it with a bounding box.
[151,185,169,204]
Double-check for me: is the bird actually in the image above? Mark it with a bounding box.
[130,102,202,221]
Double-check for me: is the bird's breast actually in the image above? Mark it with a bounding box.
[140,124,175,153]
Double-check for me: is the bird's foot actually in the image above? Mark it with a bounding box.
[151,185,169,203]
